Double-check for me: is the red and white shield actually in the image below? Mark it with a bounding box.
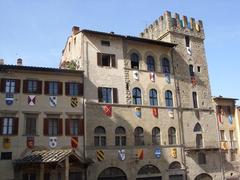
[150,72,155,82]
[104,105,112,117]
[71,137,78,148]
[27,137,34,149]
[152,108,158,118]
[28,95,36,106]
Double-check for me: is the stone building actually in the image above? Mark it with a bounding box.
[0,62,87,180]
[60,11,223,180]
[213,97,240,180]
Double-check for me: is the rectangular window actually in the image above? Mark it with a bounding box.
[65,119,84,136]
[101,40,110,46]
[0,79,19,93]
[197,66,201,73]
[44,118,62,136]
[185,36,190,47]
[192,92,198,108]
[25,116,37,135]
[1,152,12,160]
[0,117,18,135]
[115,136,126,146]
[23,80,42,94]
[6,79,15,93]
[23,174,36,180]
[97,53,116,68]
[65,82,83,96]
[45,81,62,96]
[94,136,106,146]
[220,130,225,141]
[98,87,118,103]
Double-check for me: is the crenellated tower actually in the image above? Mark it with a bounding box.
[140,11,222,179]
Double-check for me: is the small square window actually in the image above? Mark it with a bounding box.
[1,152,12,160]
[197,66,201,72]
[101,40,110,46]
[102,54,111,66]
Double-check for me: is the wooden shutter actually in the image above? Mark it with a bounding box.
[23,80,28,93]
[65,82,70,96]
[111,54,116,68]
[12,118,19,135]
[58,82,63,95]
[97,53,102,66]
[43,118,49,136]
[79,119,84,136]
[0,118,3,135]
[58,118,63,135]
[15,79,21,93]
[78,83,83,96]
[37,81,42,94]
[44,81,49,95]
[113,88,118,103]
[65,119,70,136]
[98,87,103,102]
[0,79,6,92]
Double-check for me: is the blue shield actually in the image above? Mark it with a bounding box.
[155,148,161,159]
[228,115,233,124]
[5,93,14,106]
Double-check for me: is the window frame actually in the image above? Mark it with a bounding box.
[165,90,173,107]
[147,56,155,72]
[131,53,139,69]
[152,127,160,145]
[94,126,106,147]
[132,87,142,105]
[25,116,37,136]
[0,117,18,135]
[149,89,158,106]
[134,127,144,146]
[115,126,126,146]
[168,127,176,145]
[162,58,170,74]
[43,118,62,136]
[192,91,198,108]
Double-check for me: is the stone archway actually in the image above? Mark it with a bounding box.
[194,173,212,180]
[98,167,127,180]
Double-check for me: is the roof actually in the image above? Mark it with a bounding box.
[81,29,176,47]
[213,96,238,101]
[14,149,85,164]
[0,64,83,74]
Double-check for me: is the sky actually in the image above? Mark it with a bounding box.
[0,0,239,102]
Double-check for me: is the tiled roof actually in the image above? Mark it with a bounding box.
[0,64,83,74]
[81,29,176,47]
[14,149,84,164]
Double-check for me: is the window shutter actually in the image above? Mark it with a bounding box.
[0,79,6,92]
[58,82,63,95]
[58,118,63,135]
[78,83,83,96]
[13,118,19,135]
[44,81,49,95]
[113,88,118,103]
[15,79,21,93]
[65,119,70,136]
[97,53,102,66]
[23,80,28,93]
[111,55,116,68]
[37,81,42,94]
[43,118,49,136]
[98,87,103,102]
[65,82,70,96]
[0,118,3,135]
[79,119,84,136]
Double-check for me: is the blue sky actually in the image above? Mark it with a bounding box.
[0,0,239,101]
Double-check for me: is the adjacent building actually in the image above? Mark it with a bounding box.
[0,62,86,180]
[60,11,223,180]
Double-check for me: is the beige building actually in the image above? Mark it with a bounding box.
[213,97,240,180]
[60,11,223,180]
[0,62,87,180]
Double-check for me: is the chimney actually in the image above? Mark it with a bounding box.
[72,26,80,35]
[17,58,23,66]
[0,59,4,65]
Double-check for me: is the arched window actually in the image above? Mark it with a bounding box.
[149,89,158,106]
[168,127,176,145]
[193,123,202,132]
[198,152,206,164]
[115,126,126,146]
[132,88,142,105]
[195,173,212,180]
[131,53,139,69]
[98,167,127,180]
[189,64,194,77]
[162,58,170,73]
[134,127,144,146]
[137,164,160,175]
[147,56,155,71]
[169,161,182,169]
[152,127,160,145]
[165,90,173,107]
[94,126,106,147]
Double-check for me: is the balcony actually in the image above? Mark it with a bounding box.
[185,141,219,152]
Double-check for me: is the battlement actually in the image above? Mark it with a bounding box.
[140,11,205,40]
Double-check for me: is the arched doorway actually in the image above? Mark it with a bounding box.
[136,164,161,180]
[194,173,212,180]
[169,162,184,180]
[98,167,127,180]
